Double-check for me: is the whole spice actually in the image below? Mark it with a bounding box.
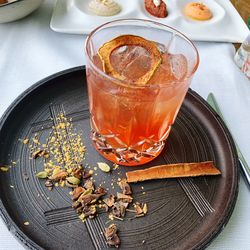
[95,186,107,194]
[126,161,221,182]
[65,180,79,188]
[97,162,111,173]
[105,224,120,248]
[50,170,68,181]
[111,201,127,218]
[45,180,54,190]
[73,190,106,219]
[117,178,132,195]
[35,171,48,179]
[103,195,115,207]
[134,202,148,216]
[78,193,104,206]
[72,187,86,200]
[82,205,97,219]
[82,170,92,179]
[28,113,151,248]
[66,176,81,186]
[84,179,94,190]
[100,203,109,212]
[72,167,83,179]
[117,192,133,203]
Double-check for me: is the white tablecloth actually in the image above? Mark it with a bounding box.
[0,1,250,249]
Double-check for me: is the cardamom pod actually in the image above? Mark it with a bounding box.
[97,162,110,173]
[36,171,48,179]
[66,176,81,185]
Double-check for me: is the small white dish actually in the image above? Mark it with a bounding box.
[50,0,248,43]
[0,0,44,24]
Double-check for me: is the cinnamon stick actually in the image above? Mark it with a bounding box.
[126,161,221,183]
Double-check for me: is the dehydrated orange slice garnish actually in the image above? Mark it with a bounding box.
[98,35,162,85]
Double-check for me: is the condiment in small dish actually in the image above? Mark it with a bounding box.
[88,0,121,16]
[183,2,212,21]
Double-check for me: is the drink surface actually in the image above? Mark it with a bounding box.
[87,39,190,165]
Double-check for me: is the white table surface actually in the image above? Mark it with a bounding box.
[0,1,250,249]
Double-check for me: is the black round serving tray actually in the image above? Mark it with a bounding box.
[0,66,239,250]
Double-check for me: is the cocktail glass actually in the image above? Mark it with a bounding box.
[85,19,199,166]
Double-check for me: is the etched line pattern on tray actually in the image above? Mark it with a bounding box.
[85,215,107,250]
[31,108,89,133]
[163,151,215,217]
[44,207,78,225]
[178,179,214,217]
[31,119,54,133]
[50,104,80,166]
[181,178,214,212]
[44,209,107,249]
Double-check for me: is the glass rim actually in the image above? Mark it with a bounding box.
[85,18,200,87]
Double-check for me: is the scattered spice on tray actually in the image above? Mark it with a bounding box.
[6,110,221,248]
[23,113,148,248]
[28,113,87,189]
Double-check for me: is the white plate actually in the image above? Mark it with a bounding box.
[50,0,248,42]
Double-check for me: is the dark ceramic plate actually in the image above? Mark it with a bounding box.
[0,66,239,250]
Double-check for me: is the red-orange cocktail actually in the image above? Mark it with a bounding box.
[85,19,199,166]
